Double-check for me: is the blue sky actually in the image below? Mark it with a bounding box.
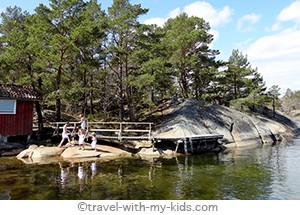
[1,0,300,94]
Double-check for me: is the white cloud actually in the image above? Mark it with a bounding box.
[237,13,261,32]
[269,22,282,31]
[243,1,300,93]
[209,29,219,41]
[143,1,232,49]
[168,7,181,19]
[143,1,233,28]
[143,8,181,27]
[244,28,300,93]
[277,0,300,24]
[143,17,166,27]
[234,38,253,50]
[271,0,300,31]
[183,1,232,27]
[208,29,220,48]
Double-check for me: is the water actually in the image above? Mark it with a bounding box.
[1,137,300,200]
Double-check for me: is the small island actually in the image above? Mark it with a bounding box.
[0,0,299,162]
[5,98,300,163]
[1,0,300,201]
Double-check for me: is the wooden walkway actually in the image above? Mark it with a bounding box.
[154,134,224,154]
[52,121,153,141]
[50,121,224,154]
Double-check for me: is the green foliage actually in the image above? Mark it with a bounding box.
[281,88,300,114]
[0,0,270,121]
[230,91,270,112]
[221,49,268,110]
[161,13,220,99]
[0,6,32,84]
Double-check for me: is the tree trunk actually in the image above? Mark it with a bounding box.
[126,86,135,121]
[179,68,189,98]
[56,98,61,122]
[89,89,94,115]
[118,60,125,121]
[35,101,44,131]
[272,98,276,118]
[28,56,44,130]
[234,74,238,99]
[82,68,88,115]
[56,63,62,122]
[151,86,155,104]
[31,80,44,130]
[125,57,135,121]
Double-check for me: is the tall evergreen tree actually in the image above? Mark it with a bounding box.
[0,6,44,129]
[0,1,274,122]
[225,49,252,100]
[106,0,148,120]
[70,0,107,115]
[128,24,175,109]
[162,13,220,99]
[28,0,105,121]
[0,7,30,83]
[224,49,268,110]
[268,85,281,117]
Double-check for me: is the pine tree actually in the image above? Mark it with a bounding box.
[268,85,281,117]
[162,13,220,99]
[28,0,106,121]
[224,49,268,110]
[0,6,44,129]
[106,0,148,120]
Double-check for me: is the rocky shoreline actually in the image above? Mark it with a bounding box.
[152,99,299,148]
[1,99,299,161]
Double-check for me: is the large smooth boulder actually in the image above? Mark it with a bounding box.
[17,145,65,159]
[61,146,101,158]
[60,145,131,159]
[153,99,299,148]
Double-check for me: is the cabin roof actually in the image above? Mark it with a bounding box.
[0,84,40,101]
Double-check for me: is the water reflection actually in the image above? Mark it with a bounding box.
[1,140,300,199]
[58,162,70,190]
[117,166,123,186]
[91,161,97,178]
[0,191,11,200]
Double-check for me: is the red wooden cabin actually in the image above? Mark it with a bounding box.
[0,84,40,141]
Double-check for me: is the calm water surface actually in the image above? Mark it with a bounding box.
[1,137,300,200]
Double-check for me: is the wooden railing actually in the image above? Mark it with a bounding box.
[52,122,78,136]
[52,121,153,141]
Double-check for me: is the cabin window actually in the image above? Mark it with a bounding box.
[0,100,16,114]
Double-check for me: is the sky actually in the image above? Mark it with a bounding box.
[1,0,300,95]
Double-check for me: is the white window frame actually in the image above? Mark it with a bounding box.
[0,100,17,114]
